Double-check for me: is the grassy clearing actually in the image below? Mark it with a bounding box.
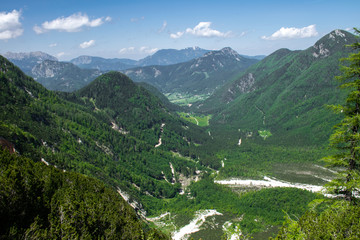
[258,129,272,140]
[215,140,332,181]
[177,112,212,127]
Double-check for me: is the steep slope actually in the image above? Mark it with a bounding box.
[123,47,259,96]
[30,60,102,92]
[70,55,136,71]
[136,47,210,66]
[0,148,167,239]
[200,29,357,146]
[3,51,58,73]
[136,81,182,111]
[74,71,196,146]
[0,55,214,217]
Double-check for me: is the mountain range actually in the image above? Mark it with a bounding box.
[70,55,137,71]
[123,47,259,96]
[4,47,260,96]
[70,47,211,71]
[3,51,58,73]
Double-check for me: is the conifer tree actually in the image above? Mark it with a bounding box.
[324,28,360,203]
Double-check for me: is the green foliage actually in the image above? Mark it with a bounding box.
[216,139,327,179]
[258,129,272,140]
[274,200,360,239]
[274,28,360,240]
[0,149,169,239]
[197,30,357,148]
[178,112,212,127]
[323,28,360,203]
[0,57,217,219]
[147,176,320,235]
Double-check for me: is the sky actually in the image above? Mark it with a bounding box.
[0,0,359,60]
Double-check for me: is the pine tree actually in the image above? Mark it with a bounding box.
[324,28,360,203]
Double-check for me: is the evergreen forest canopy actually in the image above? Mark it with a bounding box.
[0,28,360,239]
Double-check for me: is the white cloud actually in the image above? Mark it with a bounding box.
[0,10,23,40]
[140,46,158,54]
[262,24,318,40]
[49,43,57,47]
[56,52,65,58]
[158,21,167,33]
[170,22,231,39]
[33,12,111,34]
[170,31,184,39]
[186,22,231,37]
[80,40,95,49]
[119,46,158,55]
[119,47,135,54]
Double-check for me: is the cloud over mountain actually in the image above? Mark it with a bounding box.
[170,22,231,39]
[119,46,158,55]
[262,25,318,40]
[80,40,95,49]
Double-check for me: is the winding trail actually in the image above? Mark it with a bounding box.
[155,123,165,148]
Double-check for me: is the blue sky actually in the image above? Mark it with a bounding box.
[0,0,358,60]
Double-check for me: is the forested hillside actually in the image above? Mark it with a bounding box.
[0,52,323,239]
[0,54,215,216]
[198,30,357,147]
[0,149,167,239]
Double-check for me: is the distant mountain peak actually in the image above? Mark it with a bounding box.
[203,47,241,61]
[330,29,347,39]
[3,51,59,73]
[3,51,58,61]
[136,47,210,66]
[71,55,93,65]
[311,29,355,59]
[221,47,241,57]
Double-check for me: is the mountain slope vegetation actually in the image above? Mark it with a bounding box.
[0,148,167,239]
[0,55,215,216]
[30,60,102,92]
[198,30,357,147]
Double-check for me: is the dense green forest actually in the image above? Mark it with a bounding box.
[196,30,357,148]
[0,148,168,239]
[0,55,214,206]
[273,28,360,239]
[0,53,323,238]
